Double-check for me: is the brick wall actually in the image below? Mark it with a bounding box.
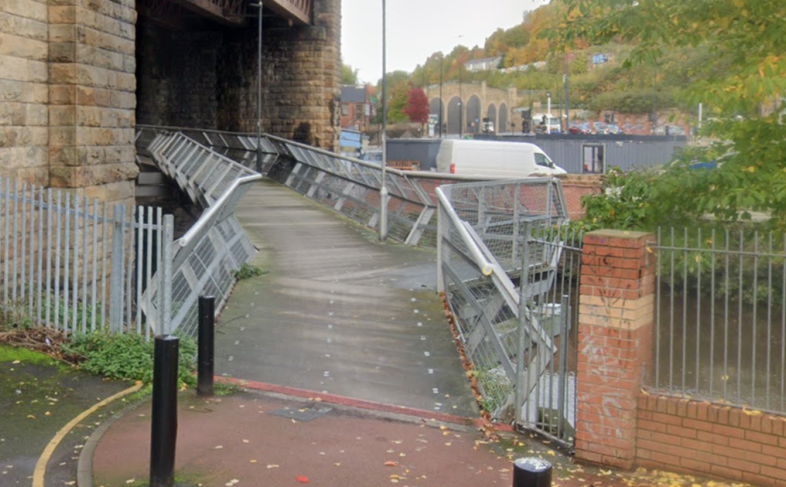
[0,0,50,184]
[637,394,786,487]
[576,230,656,469]
[575,230,786,486]
[558,174,602,220]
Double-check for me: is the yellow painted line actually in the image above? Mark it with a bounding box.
[33,382,144,487]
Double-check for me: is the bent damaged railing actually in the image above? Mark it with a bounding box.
[436,180,581,449]
[138,129,262,336]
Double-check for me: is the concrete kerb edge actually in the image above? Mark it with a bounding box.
[218,376,515,434]
[76,388,152,487]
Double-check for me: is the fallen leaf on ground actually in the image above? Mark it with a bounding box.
[384,461,398,467]
[295,475,309,483]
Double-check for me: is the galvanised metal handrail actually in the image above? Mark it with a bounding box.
[436,180,571,421]
[137,128,262,336]
[136,125,513,249]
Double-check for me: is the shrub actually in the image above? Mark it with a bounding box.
[65,332,197,387]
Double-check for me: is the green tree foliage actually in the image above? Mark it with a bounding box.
[551,0,786,231]
[340,60,359,85]
[378,71,412,123]
[552,0,786,115]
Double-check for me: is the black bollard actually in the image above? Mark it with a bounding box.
[197,296,215,397]
[150,335,179,487]
[513,457,552,487]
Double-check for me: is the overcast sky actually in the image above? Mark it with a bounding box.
[341,0,550,84]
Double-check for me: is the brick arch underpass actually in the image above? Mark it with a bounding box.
[213,179,478,416]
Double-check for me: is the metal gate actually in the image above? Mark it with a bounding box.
[515,228,582,450]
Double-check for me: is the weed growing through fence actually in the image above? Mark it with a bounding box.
[0,301,35,330]
[233,263,267,280]
[64,332,197,387]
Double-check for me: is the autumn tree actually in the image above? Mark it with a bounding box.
[403,85,430,133]
[380,71,412,123]
[552,0,786,230]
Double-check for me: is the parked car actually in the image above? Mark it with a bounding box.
[435,139,566,178]
[568,122,592,134]
[592,122,622,134]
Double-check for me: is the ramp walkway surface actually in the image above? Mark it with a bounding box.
[214,179,478,417]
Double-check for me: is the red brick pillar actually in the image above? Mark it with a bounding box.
[575,230,656,469]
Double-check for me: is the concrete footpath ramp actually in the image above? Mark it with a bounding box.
[215,179,478,417]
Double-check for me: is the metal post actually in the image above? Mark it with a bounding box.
[458,62,463,138]
[438,55,443,138]
[253,1,264,173]
[110,204,125,333]
[197,295,215,397]
[379,0,389,242]
[547,92,552,135]
[564,74,569,133]
[513,458,552,487]
[161,215,174,335]
[514,236,531,424]
[149,335,179,487]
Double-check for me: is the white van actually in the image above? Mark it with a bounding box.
[436,139,566,178]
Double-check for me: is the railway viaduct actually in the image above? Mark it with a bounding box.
[425,81,521,135]
[0,0,340,205]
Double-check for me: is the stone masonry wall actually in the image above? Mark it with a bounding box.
[48,0,138,206]
[216,0,340,150]
[0,0,50,184]
[136,20,219,129]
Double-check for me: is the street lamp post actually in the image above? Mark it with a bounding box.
[438,54,443,138]
[251,1,263,173]
[379,0,389,241]
[458,60,463,138]
[564,73,569,133]
[546,90,552,135]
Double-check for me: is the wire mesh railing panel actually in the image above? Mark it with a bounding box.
[438,181,580,448]
[139,129,262,336]
[651,228,786,415]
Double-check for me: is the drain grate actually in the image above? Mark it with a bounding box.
[268,403,333,422]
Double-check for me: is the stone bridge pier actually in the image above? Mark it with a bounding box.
[0,0,340,203]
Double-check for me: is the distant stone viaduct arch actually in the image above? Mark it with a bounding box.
[425,81,521,135]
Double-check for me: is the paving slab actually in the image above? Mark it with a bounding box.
[215,180,477,417]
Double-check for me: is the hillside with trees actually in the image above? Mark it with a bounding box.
[394,2,738,120]
[341,0,786,231]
